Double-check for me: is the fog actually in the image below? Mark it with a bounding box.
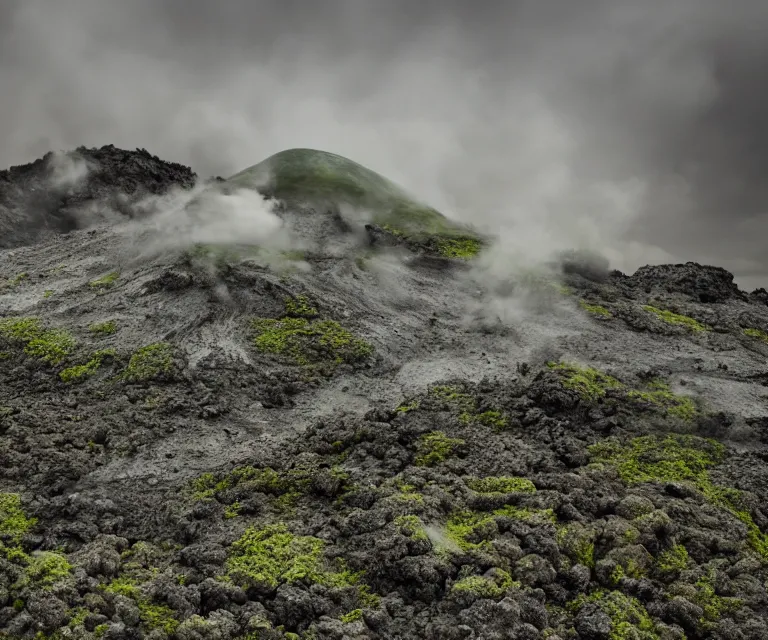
[1,0,768,288]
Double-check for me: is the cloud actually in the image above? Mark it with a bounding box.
[1,0,768,288]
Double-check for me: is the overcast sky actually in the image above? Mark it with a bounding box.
[2,0,768,288]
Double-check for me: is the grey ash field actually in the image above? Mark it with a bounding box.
[2,147,768,640]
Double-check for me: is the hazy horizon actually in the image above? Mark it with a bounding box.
[2,0,768,289]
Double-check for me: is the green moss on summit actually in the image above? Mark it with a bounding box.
[226,148,483,253]
[284,295,318,318]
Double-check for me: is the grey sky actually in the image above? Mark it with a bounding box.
[2,0,768,288]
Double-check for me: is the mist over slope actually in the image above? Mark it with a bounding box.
[1,146,768,639]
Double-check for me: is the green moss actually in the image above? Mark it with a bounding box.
[103,576,179,633]
[466,476,536,495]
[59,349,115,383]
[104,577,141,598]
[627,379,697,421]
[122,343,173,382]
[588,435,723,487]
[414,431,465,466]
[94,624,109,638]
[643,305,710,332]
[657,545,689,574]
[252,317,372,367]
[436,238,482,259]
[446,510,495,551]
[226,524,362,590]
[224,502,241,519]
[19,552,72,590]
[395,515,428,541]
[744,327,768,343]
[7,272,28,288]
[0,493,37,542]
[0,317,76,365]
[557,524,596,568]
[284,295,318,318]
[89,271,119,290]
[43,289,54,299]
[138,601,179,634]
[395,399,419,413]
[493,504,557,524]
[430,385,508,428]
[340,609,363,623]
[451,569,518,598]
[579,300,612,317]
[694,569,743,623]
[590,435,768,560]
[568,590,659,640]
[89,320,117,335]
[445,504,554,552]
[548,361,624,401]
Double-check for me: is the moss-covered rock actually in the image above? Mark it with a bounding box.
[225,148,483,254]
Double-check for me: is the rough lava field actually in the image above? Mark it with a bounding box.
[2,146,768,640]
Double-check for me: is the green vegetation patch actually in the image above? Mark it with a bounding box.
[190,465,315,510]
[744,327,768,343]
[89,271,119,290]
[414,431,465,466]
[252,317,372,367]
[435,238,482,259]
[89,320,117,335]
[590,435,768,559]
[103,577,179,634]
[122,342,173,382]
[284,295,318,318]
[579,300,612,317]
[0,493,37,542]
[226,524,361,590]
[395,515,429,541]
[17,551,72,590]
[430,385,508,428]
[446,505,555,552]
[6,272,28,288]
[0,316,76,365]
[568,590,659,640]
[657,544,689,574]
[465,476,536,495]
[451,569,518,599]
[60,349,116,383]
[548,362,624,402]
[557,524,596,568]
[627,379,697,421]
[694,569,743,623]
[226,148,483,252]
[643,305,710,332]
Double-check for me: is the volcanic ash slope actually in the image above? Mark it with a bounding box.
[1,146,768,639]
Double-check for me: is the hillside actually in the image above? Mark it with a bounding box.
[1,146,768,640]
